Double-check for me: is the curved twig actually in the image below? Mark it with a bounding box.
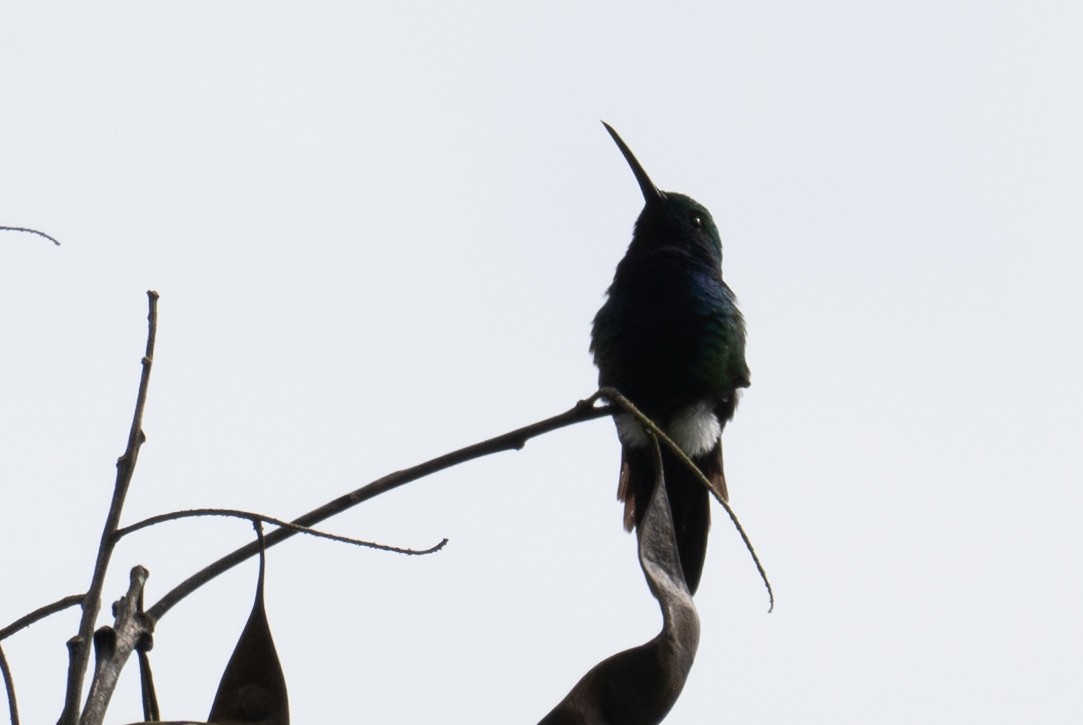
[0,643,18,725]
[115,508,448,556]
[0,226,60,246]
[0,595,84,642]
[597,387,774,612]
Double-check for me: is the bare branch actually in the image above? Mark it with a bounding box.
[0,225,60,246]
[0,595,83,642]
[115,508,448,556]
[136,649,159,723]
[59,291,159,725]
[0,643,18,725]
[146,394,614,623]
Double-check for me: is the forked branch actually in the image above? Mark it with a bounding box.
[58,291,158,725]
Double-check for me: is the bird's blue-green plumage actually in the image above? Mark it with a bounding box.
[590,124,749,595]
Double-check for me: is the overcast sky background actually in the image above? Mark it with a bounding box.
[3,3,1082,723]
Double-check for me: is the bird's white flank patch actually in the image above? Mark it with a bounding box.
[615,413,651,449]
[615,402,720,457]
[670,402,721,456]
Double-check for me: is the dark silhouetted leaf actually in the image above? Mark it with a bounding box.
[540,436,700,724]
[207,530,289,725]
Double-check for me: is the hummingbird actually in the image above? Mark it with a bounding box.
[590,122,750,595]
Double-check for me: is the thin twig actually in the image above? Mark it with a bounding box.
[136,649,158,723]
[0,225,60,246]
[0,595,83,642]
[135,587,159,723]
[0,643,18,725]
[58,291,159,725]
[115,508,448,556]
[146,394,614,623]
[597,387,774,612]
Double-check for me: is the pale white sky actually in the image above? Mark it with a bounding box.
[3,3,1082,723]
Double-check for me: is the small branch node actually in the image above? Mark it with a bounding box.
[79,568,154,725]
[91,628,115,667]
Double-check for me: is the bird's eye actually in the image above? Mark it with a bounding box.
[691,215,703,229]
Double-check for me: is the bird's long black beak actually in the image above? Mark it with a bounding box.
[602,122,666,205]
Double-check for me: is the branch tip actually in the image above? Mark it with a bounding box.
[115,508,448,558]
[0,225,61,246]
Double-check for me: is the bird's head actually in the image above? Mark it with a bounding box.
[602,122,723,267]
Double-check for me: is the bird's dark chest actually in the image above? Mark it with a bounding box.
[593,256,741,414]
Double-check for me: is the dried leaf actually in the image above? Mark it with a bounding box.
[207,531,289,725]
[540,436,700,724]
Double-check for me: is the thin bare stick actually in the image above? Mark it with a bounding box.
[58,291,159,725]
[115,508,448,555]
[0,225,60,246]
[0,595,83,642]
[136,649,158,723]
[135,587,159,723]
[146,394,614,623]
[0,643,18,725]
[597,387,774,612]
